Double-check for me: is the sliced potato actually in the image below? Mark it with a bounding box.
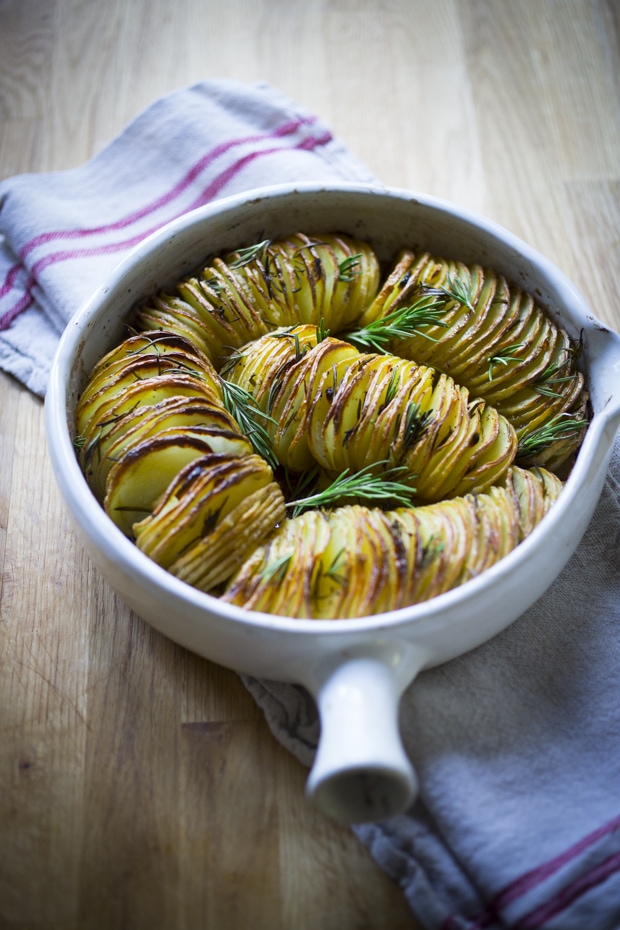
[76,232,584,622]
[355,250,587,469]
[104,435,218,536]
[133,452,281,571]
[169,482,285,593]
[223,466,564,618]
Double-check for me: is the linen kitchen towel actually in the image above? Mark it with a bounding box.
[0,79,376,394]
[245,435,620,929]
[2,79,619,930]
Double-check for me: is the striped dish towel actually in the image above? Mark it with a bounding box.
[0,79,375,394]
[2,79,620,930]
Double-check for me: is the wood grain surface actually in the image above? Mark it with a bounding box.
[1,2,619,928]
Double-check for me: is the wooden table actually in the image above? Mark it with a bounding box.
[1,2,619,927]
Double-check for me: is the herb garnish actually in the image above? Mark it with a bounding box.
[286,461,416,516]
[516,413,588,459]
[218,378,278,470]
[345,292,449,353]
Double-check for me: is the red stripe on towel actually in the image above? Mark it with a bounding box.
[442,813,620,930]
[17,117,315,258]
[0,128,333,330]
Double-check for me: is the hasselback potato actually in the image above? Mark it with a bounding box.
[353,250,587,470]
[74,231,589,619]
[134,233,380,366]
[222,466,564,619]
[224,324,518,502]
[133,452,286,591]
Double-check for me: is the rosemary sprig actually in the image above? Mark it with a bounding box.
[487,342,526,381]
[126,334,169,356]
[202,272,226,294]
[423,273,475,312]
[312,547,348,599]
[271,329,308,362]
[218,377,279,470]
[401,401,433,452]
[286,461,416,516]
[167,361,208,379]
[259,553,293,585]
[338,254,362,282]
[219,347,248,378]
[324,363,339,402]
[263,249,302,298]
[315,317,330,344]
[385,369,400,404]
[265,368,286,415]
[381,368,401,410]
[345,293,449,354]
[324,548,347,586]
[284,463,322,500]
[420,535,446,569]
[532,361,575,398]
[517,413,588,459]
[227,239,271,270]
[533,376,574,398]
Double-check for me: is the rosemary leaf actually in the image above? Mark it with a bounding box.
[532,361,575,397]
[315,317,330,344]
[487,342,526,381]
[423,273,475,312]
[420,535,446,569]
[219,348,248,378]
[227,239,271,270]
[260,553,293,585]
[271,329,307,362]
[286,461,416,517]
[383,368,400,408]
[401,401,433,452]
[532,377,574,398]
[338,254,362,282]
[218,377,279,470]
[345,292,449,354]
[517,413,588,459]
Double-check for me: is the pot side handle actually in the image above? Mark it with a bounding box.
[305,653,424,824]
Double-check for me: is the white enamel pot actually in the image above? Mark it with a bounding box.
[45,183,620,824]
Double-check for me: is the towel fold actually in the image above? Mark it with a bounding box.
[2,78,619,930]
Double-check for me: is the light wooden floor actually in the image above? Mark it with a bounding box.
[1,2,619,928]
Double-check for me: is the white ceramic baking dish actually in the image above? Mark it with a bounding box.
[45,183,620,824]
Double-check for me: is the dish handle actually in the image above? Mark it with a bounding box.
[304,648,428,824]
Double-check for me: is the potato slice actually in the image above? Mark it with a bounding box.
[169,482,285,593]
[76,372,223,448]
[135,297,216,362]
[104,435,218,536]
[133,453,279,569]
[82,396,250,501]
[88,331,214,383]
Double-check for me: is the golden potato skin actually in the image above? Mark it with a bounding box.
[222,466,563,619]
[225,327,519,502]
[133,233,380,368]
[357,250,587,469]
